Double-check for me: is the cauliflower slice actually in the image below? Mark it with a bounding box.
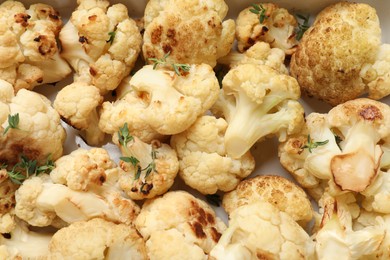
[170,115,255,194]
[15,158,140,227]
[0,80,66,165]
[143,0,235,67]
[59,0,142,94]
[53,81,105,146]
[112,128,179,200]
[49,218,147,260]
[209,201,315,259]
[100,64,219,138]
[223,175,313,227]
[235,3,298,55]
[213,63,304,158]
[290,2,382,105]
[0,1,71,91]
[135,191,226,259]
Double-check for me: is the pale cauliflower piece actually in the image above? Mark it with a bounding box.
[15,167,140,227]
[290,2,382,105]
[100,64,219,138]
[135,191,226,260]
[59,0,142,94]
[0,79,66,165]
[212,63,304,158]
[218,42,288,74]
[361,168,390,214]
[209,201,315,259]
[170,115,255,194]
[54,81,105,146]
[49,218,147,260]
[113,133,179,200]
[223,175,313,226]
[50,148,117,192]
[0,1,71,91]
[235,3,298,54]
[143,0,235,67]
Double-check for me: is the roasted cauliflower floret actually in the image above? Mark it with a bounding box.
[170,115,255,194]
[0,80,66,165]
[279,98,390,199]
[209,201,315,259]
[235,3,298,55]
[53,81,105,146]
[212,63,304,158]
[15,162,140,227]
[135,191,226,260]
[143,0,235,67]
[100,64,219,138]
[49,218,147,260]
[0,170,17,217]
[223,175,313,226]
[113,126,179,200]
[290,2,382,105]
[59,0,142,94]
[0,0,71,91]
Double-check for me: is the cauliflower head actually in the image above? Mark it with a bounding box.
[290,2,382,105]
[143,0,235,67]
[0,80,66,165]
[222,175,313,227]
[0,1,71,91]
[209,201,315,260]
[113,130,179,200]
[53,81,105,146]
[213,63,304,158]
[135,191,226,259]
[235,3,298,54]
[59,0,142,94]
[49,218,147,260]
[279,98,390,199]
[101,64,219,137]
[170,115,255,194]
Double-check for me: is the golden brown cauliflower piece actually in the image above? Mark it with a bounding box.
[143,0,235,67]
[0,1,71,91]
[49,218,147,259]
[59,0,142,94]
[135,191,226,260]
[290,2,382,105]
[235,3,298,54]
[223,175,313,227]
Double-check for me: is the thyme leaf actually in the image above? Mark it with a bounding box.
[4,113,19,135]
[148,52,190,76]
[249,4,268,23]
[301,134,329,153]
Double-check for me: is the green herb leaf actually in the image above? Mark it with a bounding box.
[106,31,116,45]
[301,134,329,153]
[295,14,310,41]
[118,123,133,147]
[120,156,139,167]
[4,113,19,135]
[148,52,191,76]
[206,194,222,207]
[250,4,267,23]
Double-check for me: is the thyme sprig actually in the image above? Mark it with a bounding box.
[4,113,19,135]
[148,52,190,76]
[295,14,310,41]
[301,134,329,153]
[106,31,116,45]
[249,4,268,23]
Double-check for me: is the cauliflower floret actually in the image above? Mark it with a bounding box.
[59,0,142,95]
[290,2,382,105]
[100,63,219,138]
[218,42,288,74]
[135,191,226,259]
[361,44,390,100]
[50,148,116,192]
[212,63,304,158]
[0,80,66,165]
[209,201,315,259]
[0,170,17,217]
[53,81,105,146]
[48,218,147,260]
[235,3,298,55]
[279,98,390,199]
[170,115,255,194]
[15,163,140,227]
[0,1,71,91]
[361,168,390,214]
[112,127,179,200]
[223,175,313,227]
[143,0,235,67]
